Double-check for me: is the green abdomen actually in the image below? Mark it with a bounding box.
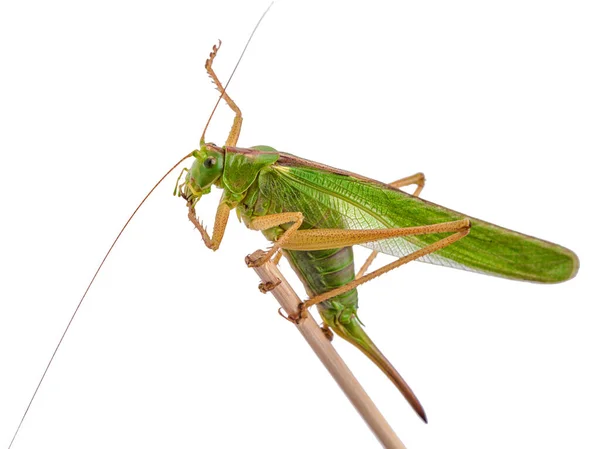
[283,247,359,324]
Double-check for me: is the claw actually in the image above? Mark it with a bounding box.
[258,279,281,294]
[286,302,308,324]
[277,307,299,324]
[245,249,266,267]
[321,325,334,341]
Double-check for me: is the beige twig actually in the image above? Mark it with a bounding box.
[247,250,407,449]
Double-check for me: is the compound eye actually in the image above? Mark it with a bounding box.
[204,157,216,168]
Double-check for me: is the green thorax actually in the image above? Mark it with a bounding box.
[235,152,360,324]
[222,145,279,195]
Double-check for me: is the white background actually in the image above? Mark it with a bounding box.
[0,1,598,448]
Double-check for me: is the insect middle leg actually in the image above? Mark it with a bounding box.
[245,212,304,267]
[356,172,426,277]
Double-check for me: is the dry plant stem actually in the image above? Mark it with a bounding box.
[248,250,407,449]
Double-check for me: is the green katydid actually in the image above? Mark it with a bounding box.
[174,42,579,422]
[6,11,581,448]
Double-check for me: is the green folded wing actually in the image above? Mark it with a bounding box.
[258,160,578,283]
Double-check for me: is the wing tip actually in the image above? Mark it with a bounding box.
[560,249,579,283]
[537,246,579,284]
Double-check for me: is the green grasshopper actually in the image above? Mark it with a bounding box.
[175,42,579,422]
[4,4,587,449]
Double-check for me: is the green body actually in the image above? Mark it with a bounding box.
[183,142,578,415]
[228,145,577,283]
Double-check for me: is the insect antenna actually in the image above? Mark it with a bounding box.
[8,4,275,448]
[7,153,191,449]
[8,5,274,447]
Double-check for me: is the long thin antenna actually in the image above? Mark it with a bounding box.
[200,1,274,142]
[9,4,275,446]
[7,152,192,449]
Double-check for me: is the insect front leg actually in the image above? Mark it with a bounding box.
[357,172,426,277]
[204,41,243,147]
[244,212,304,267]
[188,196,232,251]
